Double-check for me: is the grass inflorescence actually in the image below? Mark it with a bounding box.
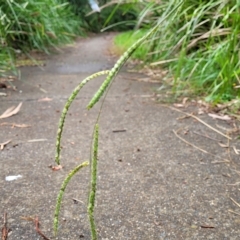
[53,1,183,239]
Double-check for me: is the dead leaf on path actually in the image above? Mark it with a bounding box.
[233,146,240,155]
[173,103,184,108]
[12,124,30,128]
[38,97,52,102]
[0,140,11,150]
[182,97,188,106]
[51,165,63,171]
[0,122,30,128]
[208,113,231,121]
[2,212,9,240]
[218,142,229,148]
[0,102,22,119]
[27,139,47,143]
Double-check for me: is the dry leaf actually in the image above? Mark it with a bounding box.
[0,102,22,119]
[27,139,47,143]
[173,103,184,108]
[52,165,63,171]
[0,122,30,128]
[182,97,188,106]
[38,97,52,102]
[0,140,12,150]
[208,113,231,121]
[12,124,30,128]
[218,142,229,148]
[198,108,205,115]
[233,146,240,155]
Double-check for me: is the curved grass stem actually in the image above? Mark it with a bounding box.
[55,70,109,165]
[54,161,89,235]
[88,124,99,240]
[87,1,184,110]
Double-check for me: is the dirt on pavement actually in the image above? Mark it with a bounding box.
[1,33,240,240]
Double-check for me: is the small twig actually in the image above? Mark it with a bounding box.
[112,129,126,133]
[192,131,220,142]
[72,198,84,204]
[200,224,215,229]
[229,209,240,216]
[34,217,50,240]
[230,197,240,208]
[227,182,240,186]
[1,213,8,240]
[21,216,50,240]
[173,130,229,162]
[168,106,232,140]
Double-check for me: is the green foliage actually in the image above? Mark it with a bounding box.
[114,29,149,59]
[68,0,141,32]
[115,0,240,103]
[0,0,82,76]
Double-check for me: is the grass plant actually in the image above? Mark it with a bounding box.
[0,0,82,76]
[52,2,183,239]
[114,0,240,103]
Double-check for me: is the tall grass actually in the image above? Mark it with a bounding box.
[115,0,240,102]
[0,0,82,76]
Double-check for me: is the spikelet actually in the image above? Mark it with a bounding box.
[54,161,89,235]
[55,70,109,165]
[88,124,99,240]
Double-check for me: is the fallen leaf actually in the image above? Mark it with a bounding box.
[218,142,229,148]
[52,165,63,171]
[0,140,12,150]
[173,103,184,108]
[0,102,22,119]
[182,97,188,106]
[38,97,52,102]
[27,139,47,143]
[233,146,240,155]
[0,122,30,128]
[208,113,231,121]
[12,124,30,128]
[198,108,205,115]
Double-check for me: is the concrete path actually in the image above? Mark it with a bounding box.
[1,33,240,240]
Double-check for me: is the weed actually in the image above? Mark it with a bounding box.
[52,2,183,239]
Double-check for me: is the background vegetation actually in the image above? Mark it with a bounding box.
[1,0,239,103]
[0,0,84,75]
[114,0,240,103]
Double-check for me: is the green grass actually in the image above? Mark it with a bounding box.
[114,29,149,59]
[114,0,240,103]
[0,0,83,76]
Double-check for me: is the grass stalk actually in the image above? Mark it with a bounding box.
[87,0,184,109]
[88,123,99,240]
[55,70,109,165]
[54,161,89,236]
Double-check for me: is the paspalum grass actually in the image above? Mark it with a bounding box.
[53,2,184,239]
